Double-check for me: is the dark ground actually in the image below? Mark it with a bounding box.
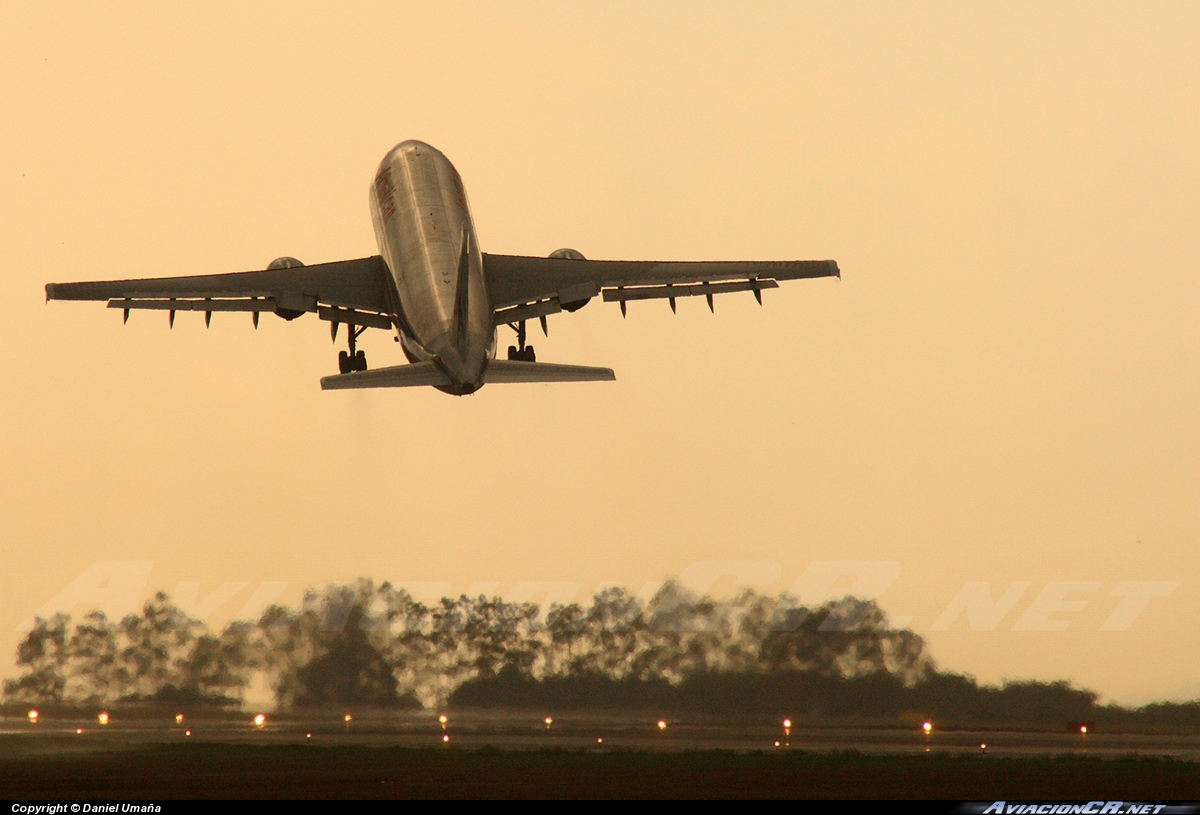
[2,743,1199,799]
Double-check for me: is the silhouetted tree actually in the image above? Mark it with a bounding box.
[11,578,1197,728]
[4,614,70,703]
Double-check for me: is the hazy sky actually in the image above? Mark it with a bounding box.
[2,2,1197,705]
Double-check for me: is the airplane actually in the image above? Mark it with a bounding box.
[45,140,839,396]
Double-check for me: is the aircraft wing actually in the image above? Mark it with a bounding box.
[483,254,839,323]
[45,256,396,330]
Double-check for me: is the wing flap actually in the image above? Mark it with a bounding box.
[107,297,279,312]
[602,278,779,303]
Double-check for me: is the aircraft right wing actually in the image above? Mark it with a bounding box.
[484,254,839,324]
[45,256,396,331]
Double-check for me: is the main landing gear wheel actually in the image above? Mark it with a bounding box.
[506,344,536,362]
[339,351,368,373]
[506,320,537,361]
[337,329,368,373]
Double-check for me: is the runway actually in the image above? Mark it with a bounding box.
[4,712,1200,798]
[6,710,1200,759]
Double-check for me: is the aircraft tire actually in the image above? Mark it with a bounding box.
[338,351,350,374]
[525,345,536,362]
[354,351,367,371]
[507,345,518,360]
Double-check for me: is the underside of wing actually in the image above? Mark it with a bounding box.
[483,253,839,323]
[46,256,396,331]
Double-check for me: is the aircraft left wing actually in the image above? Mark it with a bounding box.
[484,253,839,323]
[45,256,396,330]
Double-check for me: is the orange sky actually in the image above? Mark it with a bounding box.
[1,2,1198,705]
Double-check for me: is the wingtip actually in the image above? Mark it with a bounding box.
[44,283,54,302]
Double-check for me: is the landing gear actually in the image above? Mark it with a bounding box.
[506,320,536,362]
[338,350,367,373]
[337,326,368,373]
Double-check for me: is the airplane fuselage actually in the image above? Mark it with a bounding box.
[369,140,495,394]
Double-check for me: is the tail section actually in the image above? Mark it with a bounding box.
[320,359,614,390]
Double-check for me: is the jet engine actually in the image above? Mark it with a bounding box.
[267,257,306,319]
[549,248,591,311]
[267,256,304,270]
[549,248,585,261]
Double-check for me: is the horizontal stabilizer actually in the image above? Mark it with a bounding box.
[320,361,450,390]
[320,359,615,390]
[483,360,615,384]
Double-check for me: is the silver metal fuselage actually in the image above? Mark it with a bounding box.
[369,140,495,395]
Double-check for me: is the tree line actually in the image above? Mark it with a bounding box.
[5,579,1196,729]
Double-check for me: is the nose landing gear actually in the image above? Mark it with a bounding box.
[506,319,536,362]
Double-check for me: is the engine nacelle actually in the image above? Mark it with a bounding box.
[267,257,306,319]
[267,256,304,270]
[549,249,591,311]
